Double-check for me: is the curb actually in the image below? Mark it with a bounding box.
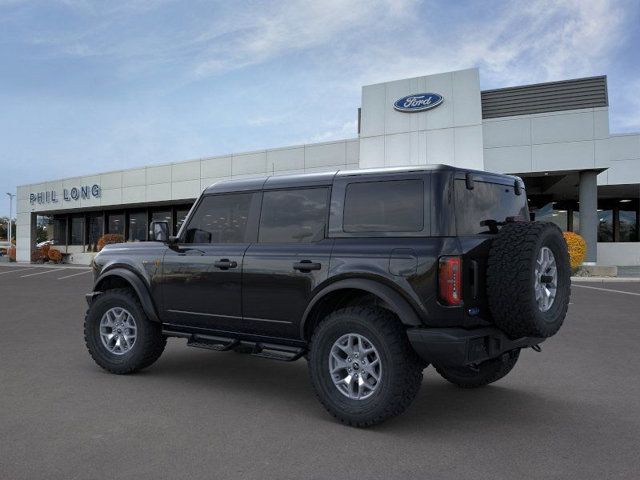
[571,277,640,283]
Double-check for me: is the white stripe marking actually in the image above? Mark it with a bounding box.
[21,269,64,278]
[573,284,640,297]
[0,268,33,275]
[58,270,92,280]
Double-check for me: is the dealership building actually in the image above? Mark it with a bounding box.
[15,68,640,265]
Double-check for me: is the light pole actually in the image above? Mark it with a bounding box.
[6,192,15,243]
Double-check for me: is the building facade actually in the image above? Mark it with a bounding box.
[15,68,640,265]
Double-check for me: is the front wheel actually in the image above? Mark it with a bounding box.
[84,288,166,374]
[435,349,520,388]
[308,307,423,427]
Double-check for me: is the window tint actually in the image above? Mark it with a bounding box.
[455,180,529,235]
[185,193,253,244]
[259,188,329,243]
[343,180,424,233]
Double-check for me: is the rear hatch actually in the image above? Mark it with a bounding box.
[453,171,529,323]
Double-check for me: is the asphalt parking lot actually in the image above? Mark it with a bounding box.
[1,264,639,480]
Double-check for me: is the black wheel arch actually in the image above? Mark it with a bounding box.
[93,268,160,323]
[300,278,422,340]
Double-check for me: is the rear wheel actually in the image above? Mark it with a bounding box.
[435,349,520,388]
[308,307,423,427]
[84,288,166,374]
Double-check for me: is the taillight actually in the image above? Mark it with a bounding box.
[438,256,462,306]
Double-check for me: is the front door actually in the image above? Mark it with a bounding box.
[161,192,260,331]
[242,187,332,339]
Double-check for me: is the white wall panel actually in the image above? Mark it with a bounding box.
[232,152,267,176]
[483,118,531,148]
[426,128,454,166]
[100,172,122,190]
[484,145,532,174]
[172,180,200,200]
[146,165,172,184]
[360,83,385,137]
[122,168,146,187]
[267,147,304,172]
[359,136,385,168]
[146,183,170,202]
[452,68,481,127]
[172,160,200,182]
[454,125,484,169]
[121,186,146,204]
[532,141,595,171]
[531,112,594,144]
[201,156,231,179]
[305,142,345,168]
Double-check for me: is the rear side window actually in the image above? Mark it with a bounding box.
[184,193,254,244]
[343,180,424,233]
[259,188,329,243]
[455,180,529,234]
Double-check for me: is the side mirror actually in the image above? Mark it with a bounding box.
[150,221,169,242]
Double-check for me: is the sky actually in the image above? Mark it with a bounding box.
[1,0,639,217]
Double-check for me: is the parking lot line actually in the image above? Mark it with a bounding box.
[0,268,33,275]
[20,268,65,278]
[58,270,91,280]
[573,284,640,297]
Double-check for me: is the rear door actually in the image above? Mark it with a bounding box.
[161,192,261,330]
[241,187,333,339]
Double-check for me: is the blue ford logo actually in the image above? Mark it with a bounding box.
[393,93,443,112]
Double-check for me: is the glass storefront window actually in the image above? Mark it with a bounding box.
[619,205,638,242]
[597,210,613,242]
[128,211,147,242]
[175,208,190,235]
[533,203,568,231]
[53,217,67,245]
[88,213,103,251]
[70,215,85,245]
[108,213,125,237]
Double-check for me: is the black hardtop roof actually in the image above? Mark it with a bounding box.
[203,165,521,194]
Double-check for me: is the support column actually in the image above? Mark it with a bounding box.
[579,171,598,264]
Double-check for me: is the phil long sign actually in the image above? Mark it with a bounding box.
[393,93,443,112]
[30,184,101,204]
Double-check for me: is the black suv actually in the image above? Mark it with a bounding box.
[84,165,570,427]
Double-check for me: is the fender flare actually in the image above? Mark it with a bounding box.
[94,268,161,323]
[300,278,422,338]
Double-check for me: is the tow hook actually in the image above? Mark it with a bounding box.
[531,344,542,353]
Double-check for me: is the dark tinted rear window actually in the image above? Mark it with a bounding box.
[455,180,529,234]
[259,188,329,243]
[343,180,424,233]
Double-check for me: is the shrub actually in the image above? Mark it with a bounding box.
[48,248,62,263]
[8,245,16,261]
[97,234,125,251]
[563,231,587,270]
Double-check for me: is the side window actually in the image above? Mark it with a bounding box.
[184,193,254,244]
[343,180,424,233]
[259,188,329,243]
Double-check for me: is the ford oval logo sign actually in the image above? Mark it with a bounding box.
[393,93,443,112]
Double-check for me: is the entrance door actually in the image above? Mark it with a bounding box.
[161,192,260,331]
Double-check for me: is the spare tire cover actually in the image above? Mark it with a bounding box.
[487,222,571,339]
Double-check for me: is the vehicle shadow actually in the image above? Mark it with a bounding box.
[141,345,593,434]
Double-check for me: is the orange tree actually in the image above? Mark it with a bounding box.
[97,234,125,251]
[563,232,587,270]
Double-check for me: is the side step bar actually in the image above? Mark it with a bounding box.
[162,329,306,362]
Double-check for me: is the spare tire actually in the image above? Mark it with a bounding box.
[487,222,571,339]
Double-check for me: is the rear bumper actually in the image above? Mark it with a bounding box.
[407,326,544,367]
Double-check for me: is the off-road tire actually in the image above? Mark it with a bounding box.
[435,349,520,388]
[308,307,423,427]
[487,221,571,339]
[84,288,166,374]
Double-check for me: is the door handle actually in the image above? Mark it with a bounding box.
[214,259,238,270]
[293,260,321,272]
